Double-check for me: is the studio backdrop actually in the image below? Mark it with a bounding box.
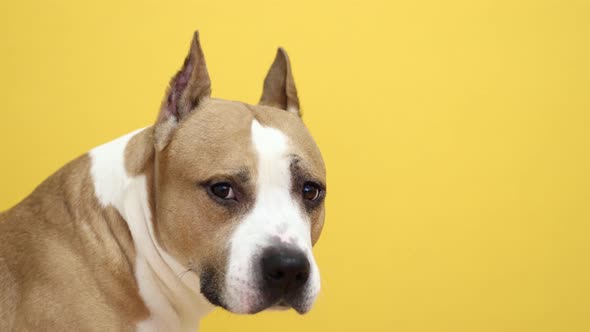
[1,1,589,331]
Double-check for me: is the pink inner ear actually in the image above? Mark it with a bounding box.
[166,56,194,119]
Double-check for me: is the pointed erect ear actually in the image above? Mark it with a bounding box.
[259,48,300,116]
[155,31,211,150]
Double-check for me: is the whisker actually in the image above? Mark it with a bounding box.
[178,268,191,281]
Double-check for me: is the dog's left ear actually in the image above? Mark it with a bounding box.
[259,48,300,116]
[155,31,211,150]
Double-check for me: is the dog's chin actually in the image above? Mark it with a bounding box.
[268,300,291,311]
[211,296,312,315]
[285,300,313,315]
[234,298,312,315]
[228,303,303,315]
[223,297,281,315]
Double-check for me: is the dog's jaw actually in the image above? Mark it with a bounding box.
[89,128,214,332]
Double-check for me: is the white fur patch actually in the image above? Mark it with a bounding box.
[89,129,143,211]
[89,129,213,332]
[223,120,321,313]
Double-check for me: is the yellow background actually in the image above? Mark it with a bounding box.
[1,1,589,331]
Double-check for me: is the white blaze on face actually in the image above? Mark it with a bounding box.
[223,120,321,313]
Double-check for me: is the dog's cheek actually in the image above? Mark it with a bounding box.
[154,192,205,262]
[310,208,326,246]
[156,179,234,263]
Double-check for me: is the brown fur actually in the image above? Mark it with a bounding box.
[151,99,326,279]
[148,32,325,277]
[259,48,301,115]
[0,31,325,330]
[0,156,149,331]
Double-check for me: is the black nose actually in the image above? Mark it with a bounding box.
[261,247,310,294]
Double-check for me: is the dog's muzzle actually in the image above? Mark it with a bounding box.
[200,244,317,314]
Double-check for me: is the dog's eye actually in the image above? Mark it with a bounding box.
[302,182,321,201]
[210,183,235,200]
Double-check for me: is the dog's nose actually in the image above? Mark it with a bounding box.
[261,248,310,294]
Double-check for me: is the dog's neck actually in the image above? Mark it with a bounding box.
[89,128,214,332]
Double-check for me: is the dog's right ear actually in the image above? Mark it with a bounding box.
[155,31,211,151]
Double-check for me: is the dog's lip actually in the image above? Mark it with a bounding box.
[273,298,311,314]
[264,300,291,312]
[283,297,312,314]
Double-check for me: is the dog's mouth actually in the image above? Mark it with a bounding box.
[244,292,311,314]
[266,299,290,310]
[199,264,313,314]
[199,277,308,314]
[240,297,307,315]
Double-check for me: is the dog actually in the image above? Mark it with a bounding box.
[0,31,326,331]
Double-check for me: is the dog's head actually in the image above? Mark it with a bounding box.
[151,32,326,314]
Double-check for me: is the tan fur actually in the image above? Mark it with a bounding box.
[151,99,326,278]
[259,48,301,116]
[0,156,149,331]
[0,31,326,330]
[153,100,257,270]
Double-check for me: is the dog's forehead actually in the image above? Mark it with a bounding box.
[251,106,325,179]
[175,98,325,178]
[249,104,325,176]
